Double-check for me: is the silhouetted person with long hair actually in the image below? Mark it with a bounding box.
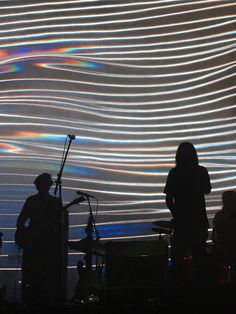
[16,173,62,308]
[164,142,211,285]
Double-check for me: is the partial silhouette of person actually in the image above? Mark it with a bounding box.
[16,173,63,308]
[213,190,236,235]
[164,142,212,285]
[212,190,236,282]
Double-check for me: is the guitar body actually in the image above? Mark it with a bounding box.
[73,268,103,302]
[15,196,85,249]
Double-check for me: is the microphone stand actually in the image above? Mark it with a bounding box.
[84,196,99,271]
[54,136,74,199]
[53,135,75,303]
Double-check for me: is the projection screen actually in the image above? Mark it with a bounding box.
[0,0,235,299]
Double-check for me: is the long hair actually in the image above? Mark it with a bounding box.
[175,142,199,168]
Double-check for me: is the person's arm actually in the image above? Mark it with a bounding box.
[16,200,30,229]
[202,167,212,194]
[165,193,175,217]
[164,169,176,217]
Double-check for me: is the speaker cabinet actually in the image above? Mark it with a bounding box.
[105,239,168,288]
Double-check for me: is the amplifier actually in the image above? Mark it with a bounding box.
[105,239,168,288]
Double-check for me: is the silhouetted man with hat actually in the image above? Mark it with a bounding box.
[16,173,63,308]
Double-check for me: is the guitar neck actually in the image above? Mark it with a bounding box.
[63,196,85,210]
[63,203,72,210]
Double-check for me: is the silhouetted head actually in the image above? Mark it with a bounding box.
[34,173,53,194]
[222,190,236,210]
[175,142,199,168]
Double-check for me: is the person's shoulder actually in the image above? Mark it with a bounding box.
[198,165,209,173]
[25,194,38,201]
[168,167,176,174]
[22,194,39,208]
[165,167,176,181]
[165,167,177,183]
[214,210,222,219]
[213,210,222,227]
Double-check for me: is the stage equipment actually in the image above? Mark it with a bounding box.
[77,190,96,199]
[152,220,173,228]
[151,227,172,235]
[68,193,104,305]
[105,239,168,288]
[67,134,76,140]
[152,220,173,236]
[52,134,76,303]
[68,238,105,257]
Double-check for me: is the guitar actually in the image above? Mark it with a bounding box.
[70,263,104,304]
[15,196,85,248]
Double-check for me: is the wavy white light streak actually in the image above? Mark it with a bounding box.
[1,78,236,101]
[0,185,164,197]
[69,218,167,228]
[1,55,236,80]
[2,94,236,120]
[0,206,168,216]
[1,30,236,52]
[2,19,236,43]
[0,114,235,134]
[0,128,236,145]
[0,0,222,17]
[77,43,236,59]
[0,176,166,188]
[0,101,235,127]
[0,14,235,37]
[80,47,236,69]
[99,234,164,241]
[0,145,235,162]
[0,2,233,27]
[212,186,236,192]
[1,140,235,159]
[80,48,235,69]
[1,113,236,137]
[1,101,236,124]
[40,60,236,81]
[37,62,236,89]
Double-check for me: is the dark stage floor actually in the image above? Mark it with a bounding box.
[1,258,236,313]
[1,282,236,314]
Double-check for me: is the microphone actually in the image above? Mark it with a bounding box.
[68,134,76,140]
[77,190,95,199]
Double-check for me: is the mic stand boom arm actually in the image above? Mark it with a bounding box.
[54,136,74,199]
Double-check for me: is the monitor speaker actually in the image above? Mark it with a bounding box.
[105,239,168,288]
